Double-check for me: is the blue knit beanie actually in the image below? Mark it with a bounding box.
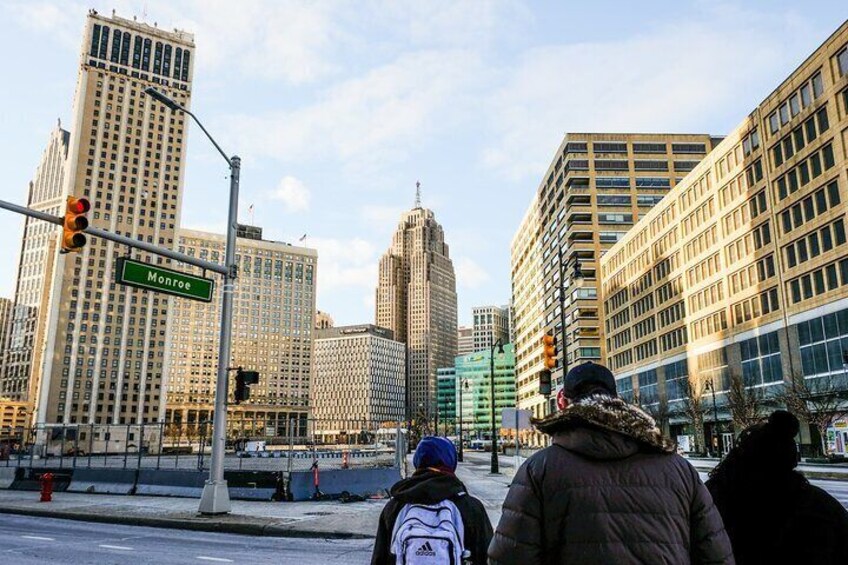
[413,436,458,473]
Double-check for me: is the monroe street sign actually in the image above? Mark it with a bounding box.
[115,257,215,302]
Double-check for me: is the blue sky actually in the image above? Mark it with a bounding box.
[0,1,846,326]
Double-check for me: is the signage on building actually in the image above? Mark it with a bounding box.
[115,258,214,302]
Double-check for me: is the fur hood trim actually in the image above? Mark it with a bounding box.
[533,394,675,453]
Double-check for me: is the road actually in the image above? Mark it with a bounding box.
[0,515,374,565]
[460,451,848,509]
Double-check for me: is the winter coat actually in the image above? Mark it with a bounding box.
[707,469,848,564]
[371,469,493,565]
[489,394,734,565]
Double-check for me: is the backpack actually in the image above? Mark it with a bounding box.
[390,496,471,564]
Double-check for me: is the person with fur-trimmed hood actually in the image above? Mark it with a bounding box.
[489,362,734,564]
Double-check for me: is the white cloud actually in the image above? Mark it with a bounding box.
[308,236,379,293]
[455,256,490,289]
[269,176,310,213]
[481,10,818,181]
[360,204,403,225]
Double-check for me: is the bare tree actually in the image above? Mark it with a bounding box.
[635,391,670,435]
[682,377,707,454]
[777,373,848,457]
[726,375,765,433]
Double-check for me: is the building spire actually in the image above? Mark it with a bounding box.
[415,181,421,208]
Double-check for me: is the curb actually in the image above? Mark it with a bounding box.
[0,506,375,540]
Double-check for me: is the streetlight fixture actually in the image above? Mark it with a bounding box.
[490,338,505,474]
[144,87,240,515]
[704,377,722,457]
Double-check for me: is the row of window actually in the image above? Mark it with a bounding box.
[775,143,836,200]
[784,217,846,269]
[691,310,728,341]
[767,71,823,135]
[729,255,776,295]
[89,24,191,82]
[788,258,848,304]
[781,180,841,235]
[731,287,779,325]
[771,105,829,168]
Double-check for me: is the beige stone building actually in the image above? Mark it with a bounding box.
[24,12,196,428]
[311,324,405,441]
[0,398,29,440]
[601,21,848,453]
[1,126,68,410]
[375,197,457,425]
[472,305,511,352]
[315,310,334,330]
[457,326,474,357]
[166,227,317,438]
[511,133,717,430]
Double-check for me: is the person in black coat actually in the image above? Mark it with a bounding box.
[706,410,848,564]
[489,362,733,565]
[371,436,493,565]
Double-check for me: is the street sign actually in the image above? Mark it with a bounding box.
[501,408,533,430]
[115,257,214,302]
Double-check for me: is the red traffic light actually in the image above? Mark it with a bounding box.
[69,199,90,214]
[62,196,91,253]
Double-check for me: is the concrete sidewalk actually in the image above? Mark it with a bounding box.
[685,457,848,480]
[0,489,386,539]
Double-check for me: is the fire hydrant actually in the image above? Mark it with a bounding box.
[40,472,54,502]
[341,451,349,469]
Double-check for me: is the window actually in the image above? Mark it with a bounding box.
[672,143,706,154]
[593,142,627,153]
[839,47,848,76]
[797,309,848,383]
[740,332,783,387]
[812,72,823,97]
[632,143,666,153]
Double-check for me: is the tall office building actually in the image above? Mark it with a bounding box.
[166,228,317,436]
[22,12,196,427]
[375,191,458,424]
[457,326,474,356]
[436,367,457,432]
[511,133,717,431]
[1,126,69,407]
[602,22,848,454]
[472,305,511,352]
[311,325,405,440]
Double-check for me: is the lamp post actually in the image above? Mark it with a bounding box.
[490,339,505,474]
[144,87,239,515]
[457,379,469,462]
[705,377,722,457]
[556,245,583,396]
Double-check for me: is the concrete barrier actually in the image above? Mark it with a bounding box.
[225,470,281,501]
[288,467,400,502]
[9,467,73,492]
[67,468,138,495]
[135,469,206,498]
[0,467,17,489]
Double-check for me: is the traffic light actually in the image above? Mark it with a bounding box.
[62,196,90,253]
[539,332,557,396]
[233,368,260,404]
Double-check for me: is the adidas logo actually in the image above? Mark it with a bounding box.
[414,541,436,557]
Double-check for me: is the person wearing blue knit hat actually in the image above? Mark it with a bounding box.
[372,436,492,564]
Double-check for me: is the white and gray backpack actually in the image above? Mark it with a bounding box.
[390,495,471,564]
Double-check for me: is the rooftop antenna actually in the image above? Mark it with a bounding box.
[415,181,421,208]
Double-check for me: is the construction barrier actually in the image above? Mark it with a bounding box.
[9,467,72,492]
[0,467,17,489]
[134,469,206,498]
[224,470,282,501]
[67,468,138,495]
[288,467,400,502]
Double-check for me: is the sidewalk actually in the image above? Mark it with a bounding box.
[0,489,386,539]
[685,457,848,480]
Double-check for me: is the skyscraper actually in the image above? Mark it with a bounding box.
[32,11,195,426]
[1,125,69,407]
[472,305,511,352]
[167,228,317,437]
[456,326,474,356]
[375,188,458,424]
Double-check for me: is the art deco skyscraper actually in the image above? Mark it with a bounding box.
[1,125,69,407]
[31,11,195,426]
[375,188,458,423]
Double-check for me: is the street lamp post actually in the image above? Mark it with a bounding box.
[705,378,722,458]
[490,339,505,474]
[144,87,239,515]
[556,245,583,398]
[457,379,467,462]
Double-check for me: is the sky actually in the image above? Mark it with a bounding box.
[0,1,846,327]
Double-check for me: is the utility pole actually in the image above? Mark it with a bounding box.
[490,339,504,474]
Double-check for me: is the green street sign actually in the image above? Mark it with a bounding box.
[115,257,215,302]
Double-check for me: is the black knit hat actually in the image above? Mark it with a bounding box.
[738,410,801,471]
[563,361,617,399]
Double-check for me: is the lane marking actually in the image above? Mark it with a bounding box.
[21,535,55,541]
[99,544,134,550]
[196,557,233,563]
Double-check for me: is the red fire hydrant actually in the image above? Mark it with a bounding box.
[342,451,349,469]
[40,472,54,502]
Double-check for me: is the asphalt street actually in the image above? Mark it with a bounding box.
[0,515,374,565]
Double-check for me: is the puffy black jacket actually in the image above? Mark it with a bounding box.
[707,470,848,564]
[371,469,493,565]
[489,395,734,565]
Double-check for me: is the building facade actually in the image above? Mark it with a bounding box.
[1,126,69,408]
[315,310,334,330]
[601,22,848,454]
[457,326,474,356]
[454,344,516,438]
[511,132,717,431]
[436,367,457,433]
[311,325,405,441]
[472,305,511,352]
[166,228,316,437]
[375,197,458,425]
[30,12,195,428]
